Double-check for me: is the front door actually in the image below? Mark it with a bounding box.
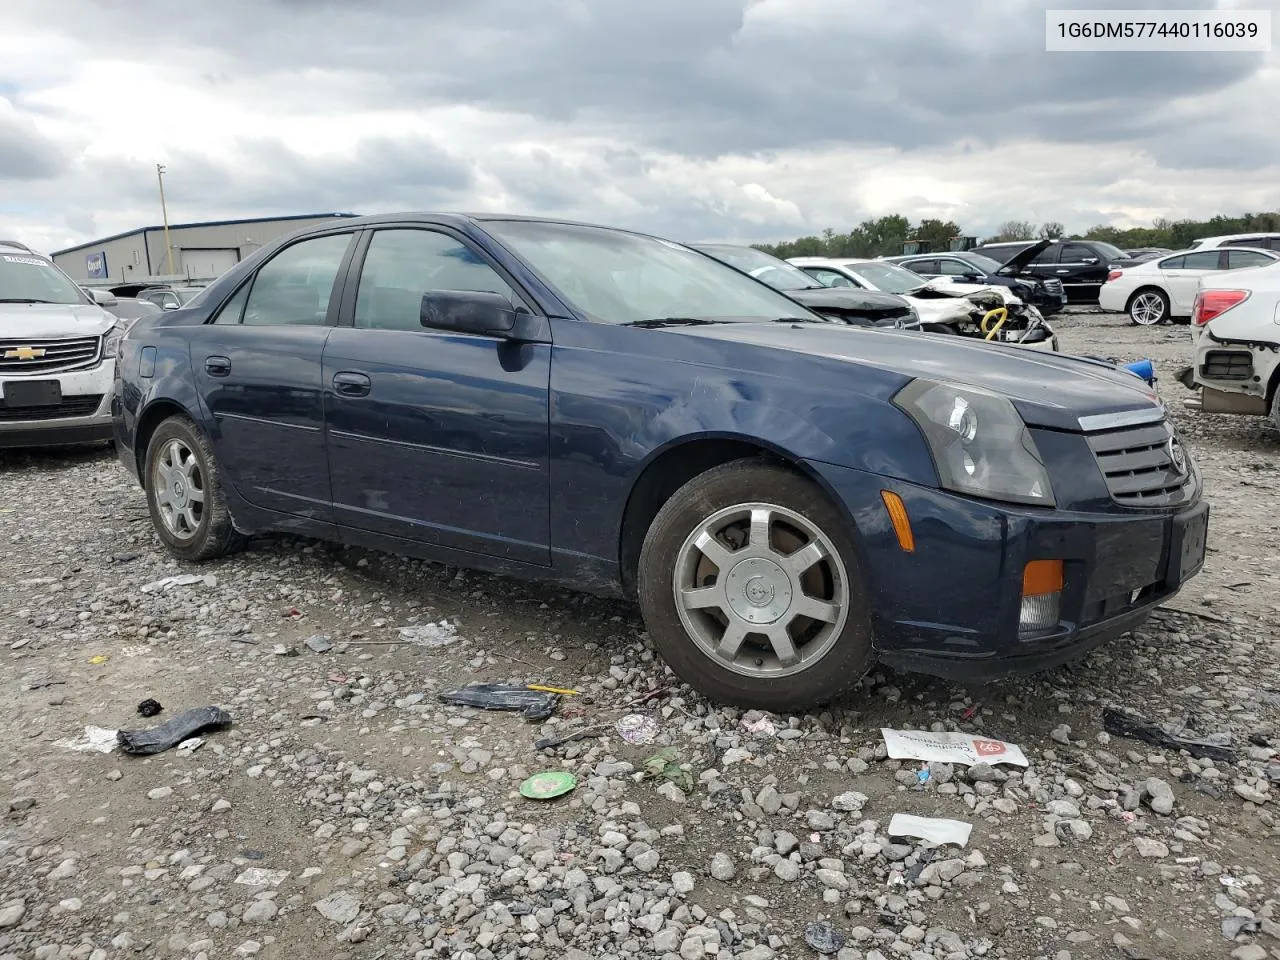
[1160,250,1223,316]
[188,231,355,521]
[323,227,552,565]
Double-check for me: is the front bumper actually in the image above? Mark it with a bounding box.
[806,460,1207,682]
[0,362,115,449]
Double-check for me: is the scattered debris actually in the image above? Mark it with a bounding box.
[19,670,62,691]
[803,921,845,955]
[741,713,777,736]
[534,725,606,750]
[136,698,163,718]
[235,868,289,888]
[176,737,205,755]
[438,683,559,720]
[1102,708,1236,762]
[55,726,118,754]
[116,706,232,756]
[140,573,217,593]
[643,747,693,792]
[519,771,577,800]
[527,683,577,695]
[1222,916,1260,939]
[881,728,1029,767]
[398,620,459,647]
[888,813,973,848]
[88,655,108,665]
[272,644,298,656]
[304,634,333,653]
[617,714,660,744]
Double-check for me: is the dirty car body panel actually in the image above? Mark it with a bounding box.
[114,213,1207,683]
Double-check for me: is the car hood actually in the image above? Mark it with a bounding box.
[789,287,913,312]
[993,240,1052,277]
[0,303,117,339]
[669,322,1159,431]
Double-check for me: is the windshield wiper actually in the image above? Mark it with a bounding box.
[773,316,829,323]
[621,317,723,329]
[0,298,57,304]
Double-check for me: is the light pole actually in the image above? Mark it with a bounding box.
[156,163,175,276]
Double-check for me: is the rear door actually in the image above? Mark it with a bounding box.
[1052,242,1107,301]
[187,230,356,521]
[322,226,552,564]
[1160,250,1222,315]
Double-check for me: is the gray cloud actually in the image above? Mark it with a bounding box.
[0,102,69,181]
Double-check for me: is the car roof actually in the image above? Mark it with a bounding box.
[0,239,37,254]
[1193,232,1280,245]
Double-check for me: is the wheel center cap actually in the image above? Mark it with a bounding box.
[725,556,793,625]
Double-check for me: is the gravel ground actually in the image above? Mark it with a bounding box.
[2,309,1279,960]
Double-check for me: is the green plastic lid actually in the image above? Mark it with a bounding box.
[520,770,577,800]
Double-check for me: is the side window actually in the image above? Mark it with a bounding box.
[907,259,940,274]
[1226,250,1274,269]
[1158,255,1185,270]
[1030,245,1057,264]
[355,229,518,331]
[938,259,973,276]
[240,233,352,327]
[211,281,252,324]
[1180,251,1222,270]
[1059,243,1095,262]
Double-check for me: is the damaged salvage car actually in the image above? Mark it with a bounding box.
[113,213,1207,711]
[691,243,920,328]
[788,255,1059,351]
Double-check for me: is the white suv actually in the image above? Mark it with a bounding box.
[1187,232,1280,252]
[0,241,128,448]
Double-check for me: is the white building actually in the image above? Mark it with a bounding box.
[52,213,358,284]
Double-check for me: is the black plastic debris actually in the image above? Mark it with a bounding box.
[117,706,232,756]
[804,921,844,955]
[534,725,606,750]
[438,684,559,721]
[1102,708,1235,763]
[137,698,163,718]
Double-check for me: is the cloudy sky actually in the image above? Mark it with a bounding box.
[3,0,1278,255]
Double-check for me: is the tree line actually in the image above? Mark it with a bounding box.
[754,211,1280,260]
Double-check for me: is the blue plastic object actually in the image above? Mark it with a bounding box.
[1123,359,1155,385]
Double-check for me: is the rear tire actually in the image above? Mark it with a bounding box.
[144,416,245,562]
[636,460,873,711]
[1269,389,1280,434]
[1127,288,1169,326]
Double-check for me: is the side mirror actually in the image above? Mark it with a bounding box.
[421,290,518,337]
[163,302,179,311]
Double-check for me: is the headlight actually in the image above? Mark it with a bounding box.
[894,379,1055,507]
[103,319,138,359]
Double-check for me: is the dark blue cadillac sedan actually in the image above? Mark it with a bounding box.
[112,214,1207,711]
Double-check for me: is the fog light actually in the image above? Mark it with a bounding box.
[1019,559,1063,636]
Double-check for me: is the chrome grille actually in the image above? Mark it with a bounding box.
[0,394,103,422]
[1086,418,1195,507]
[1043,278,1065,297]
[0,336,102,374]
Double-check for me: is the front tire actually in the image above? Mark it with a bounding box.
[1128,289,1169,326]
[144,416,245,562]
[636,460,873,711]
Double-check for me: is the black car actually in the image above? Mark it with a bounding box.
[692,244,918,326]
[972,239,1127,303]
[884,245,1067,316]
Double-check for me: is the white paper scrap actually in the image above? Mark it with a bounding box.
[141,573,217,594]
[234,868,290,888]
[56,725,119,754]
[888,813,973,848]
[881,728,1029,768]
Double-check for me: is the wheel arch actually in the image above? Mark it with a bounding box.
[133,398,202,487]
[1125,284,1169,313]
[616,433,854,597]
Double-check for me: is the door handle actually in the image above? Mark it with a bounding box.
[332,371,371,397]
[205,356,231,377]
[1056,269,1069,274]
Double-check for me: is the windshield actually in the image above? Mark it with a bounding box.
[484,221,821,324]
[1092,242,1125,261]
[836,260,927,295]
[694,245,818,292]
[0,253,90,305]
[962,253,1004,273]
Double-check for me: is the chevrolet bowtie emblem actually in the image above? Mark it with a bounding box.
[3,346,45,360]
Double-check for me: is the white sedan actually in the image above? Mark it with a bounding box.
[1098,246,1279,325]
[1179,259,1280,431]
[787,256,1016,326]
